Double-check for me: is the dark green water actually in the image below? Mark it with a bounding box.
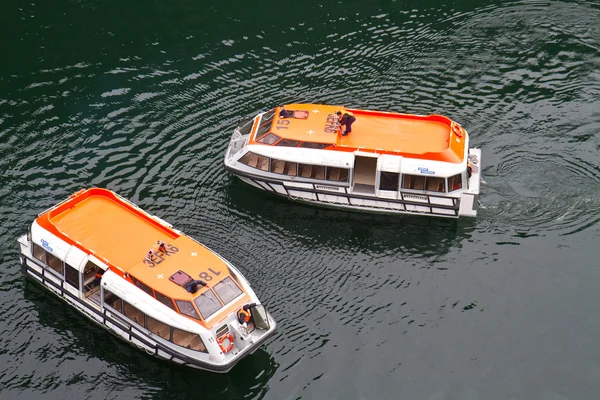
[1,0,600,398]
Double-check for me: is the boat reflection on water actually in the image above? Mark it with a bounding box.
[225,179,476,259]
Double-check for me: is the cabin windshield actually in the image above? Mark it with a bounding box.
[255,109,276,139]
[238,118,255,136]
[257,133,280,144]
[194,289,223,320]
[213,277,243,304]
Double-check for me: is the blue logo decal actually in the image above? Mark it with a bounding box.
[418,167,435,175]
[41,239,54,253]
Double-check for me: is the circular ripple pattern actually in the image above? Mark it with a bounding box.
[1,0,600,399]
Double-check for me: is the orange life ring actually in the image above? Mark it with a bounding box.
[452,124,463,138]
[217,333,234,353]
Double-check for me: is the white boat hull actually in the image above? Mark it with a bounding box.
[224,128,481,218]
[18,236,277,373]
[237,176,462,218]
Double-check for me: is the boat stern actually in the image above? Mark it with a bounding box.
[200,305,277,372]
[458,148,482,217]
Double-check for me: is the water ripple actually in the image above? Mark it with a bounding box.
[1,0,600,398]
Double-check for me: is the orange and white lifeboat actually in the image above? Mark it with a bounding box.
[17,188,277,373]
[224,103,481,218]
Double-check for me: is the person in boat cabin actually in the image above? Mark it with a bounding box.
[336,111,356,136]
[93,269,105,287]
[279,105,292,118]
[238,303,256,331]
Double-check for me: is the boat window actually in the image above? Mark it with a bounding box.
[193,290,223,320]
[130,275,154,297]
[379,172,399,191]
[312,165,325,179]
[257,133,280,145]
[256,155,269,171]
[239,152,269,171]
[103,289,123,313]
[32,243,47,264]
[256,110,275,138]
[275,139,300,147]
[175,300,201,320]
[171,328,207,353]
[425,176,446,192]
[401,174,425,190]
[237,118,255,136]
[32,244,63,275]
[270,158,297,176]
[146,315,171,340]
[326,167,349,182]
[65,264,79,289]
[256,122,272,138]
[299,142,329,149]
[298,164,311,178]
[299,164,325,180]
[213,277,243,305]
[239,152,254,167]
[261,108,276,124]
[449,174,462,191]
[155,290,176,311]
[47,252,63,275]
[123,301,146,326]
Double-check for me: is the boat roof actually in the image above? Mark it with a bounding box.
[36,188,250,326]
[248,103,466,163]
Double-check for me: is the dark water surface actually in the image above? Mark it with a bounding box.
[1,0,600,399]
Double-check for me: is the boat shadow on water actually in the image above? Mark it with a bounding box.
[22,278,279,399]
[225,179,477,258]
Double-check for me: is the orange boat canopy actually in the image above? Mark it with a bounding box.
[34,188,251,328]
[247,103,467,163]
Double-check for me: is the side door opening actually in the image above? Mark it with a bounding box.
[82,260,105,305]
[352,155,378,194]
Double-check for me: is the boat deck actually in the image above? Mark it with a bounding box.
[337,112,450,154]
[51,195,175,269]
[249,103,466,163]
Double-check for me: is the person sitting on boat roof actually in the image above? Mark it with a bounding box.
[185,279,207,294]
[336,111,356,136]
[279,105,292,118]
